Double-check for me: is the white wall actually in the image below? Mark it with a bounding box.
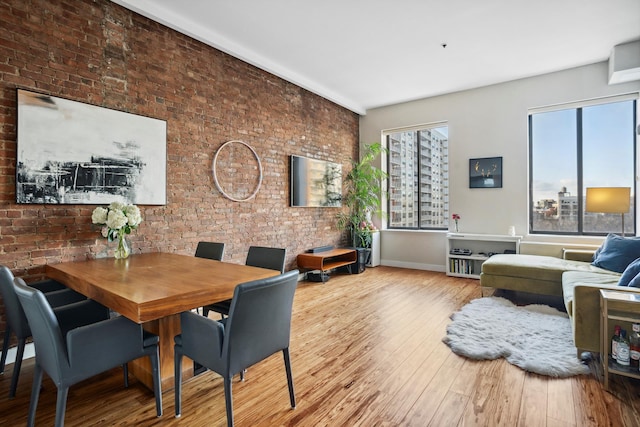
[360,61,640,271]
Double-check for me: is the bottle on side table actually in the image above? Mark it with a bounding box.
[612,325,621,361]
[617,329,631,367]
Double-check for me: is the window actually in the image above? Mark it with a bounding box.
[529,95,637,235]
[386,124,449,229]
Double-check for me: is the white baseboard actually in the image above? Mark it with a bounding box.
[1,343,35,366]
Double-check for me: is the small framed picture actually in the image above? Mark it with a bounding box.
[469,157,502,188]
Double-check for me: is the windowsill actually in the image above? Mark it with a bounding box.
[381,228,448,234]
[379,229,608,245]
[378,229,615,245]
[523,233,606,242]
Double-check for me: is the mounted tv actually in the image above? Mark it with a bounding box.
[290,155,342,207]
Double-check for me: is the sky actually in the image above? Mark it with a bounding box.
[531,99,635,202]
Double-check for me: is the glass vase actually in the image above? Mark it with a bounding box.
[114,231,130,259]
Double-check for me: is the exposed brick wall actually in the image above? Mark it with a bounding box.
[0,0,358,337]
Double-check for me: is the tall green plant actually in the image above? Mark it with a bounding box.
[337,142,387,247]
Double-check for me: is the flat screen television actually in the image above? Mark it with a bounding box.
[290,155,342,207]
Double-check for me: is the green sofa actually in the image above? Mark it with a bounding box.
[480,250,640,354]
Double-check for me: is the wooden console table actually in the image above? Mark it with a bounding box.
[297,248,357,281]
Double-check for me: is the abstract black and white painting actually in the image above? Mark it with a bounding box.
[16,89,166,205]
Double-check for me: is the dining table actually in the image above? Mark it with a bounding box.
[45,252,280,390]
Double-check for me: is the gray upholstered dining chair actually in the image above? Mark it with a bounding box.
[194,241,225,317]
[202,245,286,318]
[13,277,163,427]
[0,266,87,398]
[174,269,298,427]
[195,241,226,261]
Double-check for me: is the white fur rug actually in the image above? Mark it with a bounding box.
[443,297,589,377]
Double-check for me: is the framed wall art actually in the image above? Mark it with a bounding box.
[469,156,502,189]
[16,89,167,205]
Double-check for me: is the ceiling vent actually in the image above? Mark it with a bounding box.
[608,40,640,85]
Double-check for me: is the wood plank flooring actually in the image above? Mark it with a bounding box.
[1,267,639,426]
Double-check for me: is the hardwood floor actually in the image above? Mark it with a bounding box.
[1,267,639,426]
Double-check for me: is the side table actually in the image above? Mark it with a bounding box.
[296,248,357,282]
[600,289,640,390]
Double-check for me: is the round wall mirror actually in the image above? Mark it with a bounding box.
[212,140,263,202]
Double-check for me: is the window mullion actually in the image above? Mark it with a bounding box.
[577,108,584,233]
[416,130,422,228]
[528,115,534,232]
[386,134,391,224]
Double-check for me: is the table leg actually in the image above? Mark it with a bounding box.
[130,314,193,391]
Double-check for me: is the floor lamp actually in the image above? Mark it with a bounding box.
[585,187,631,236]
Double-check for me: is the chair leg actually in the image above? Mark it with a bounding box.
[202,307,209,318]
[240,369,246,381]
[9,338,26,398]
[0,327,10,374]
[174,347,183,417]
[123,363,129,388]
[27,364,43,427]
[283,348,296,409]
[223,376,234,427]
[55,386,69,427]
[150,347,162,417]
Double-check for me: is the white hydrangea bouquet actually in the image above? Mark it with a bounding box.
[91,202,142,259]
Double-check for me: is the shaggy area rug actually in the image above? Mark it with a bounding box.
[443,297,590,377]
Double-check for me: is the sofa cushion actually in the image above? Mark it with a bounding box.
[562,270,621,314]
[482,254,613,283]
[618,257,640,286]
[592,234,640,273]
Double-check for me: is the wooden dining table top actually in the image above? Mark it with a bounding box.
[45,252,280,323]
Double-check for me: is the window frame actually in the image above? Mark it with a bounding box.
[384,122,449,231]
[528,94,638,236]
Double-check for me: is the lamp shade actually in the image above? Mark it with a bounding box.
[585,187,630,214]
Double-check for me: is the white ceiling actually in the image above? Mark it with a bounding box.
[110,0,640,115]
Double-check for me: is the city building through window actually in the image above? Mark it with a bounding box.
[386,123,449,230]
[529,95,637,235]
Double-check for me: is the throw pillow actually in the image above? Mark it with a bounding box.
[592,244,602,262]
[618,257,640,286]
[628,272,640,288]
[592,234,640,273]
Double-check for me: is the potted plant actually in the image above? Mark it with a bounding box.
[337,143,387,267]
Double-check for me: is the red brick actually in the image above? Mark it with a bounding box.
[0,0,358,329]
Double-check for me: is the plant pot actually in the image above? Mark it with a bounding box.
[348,247,370,274]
